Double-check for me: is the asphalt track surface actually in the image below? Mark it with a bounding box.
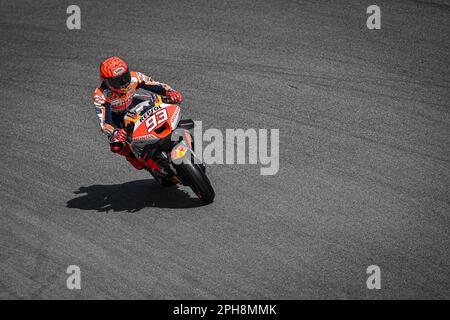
[1,0,449,299]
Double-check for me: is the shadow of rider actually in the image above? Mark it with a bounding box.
[66,179,202,213]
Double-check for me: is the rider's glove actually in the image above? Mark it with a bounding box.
[114,128,128,143]
[165,90,183,103]
[110,128,128,153]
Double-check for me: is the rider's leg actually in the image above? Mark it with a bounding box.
[109,112,145,170]
[117,144,145,170]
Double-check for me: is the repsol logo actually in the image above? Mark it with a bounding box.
[141,105,162,119]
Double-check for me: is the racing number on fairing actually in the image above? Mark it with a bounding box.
[145,109,168,132]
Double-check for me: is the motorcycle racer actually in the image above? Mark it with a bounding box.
[93,56,183,170]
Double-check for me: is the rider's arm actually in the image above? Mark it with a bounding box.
[93,89,116,137]
[135,71,174,95]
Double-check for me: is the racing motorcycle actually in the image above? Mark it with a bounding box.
[121,95,215,204]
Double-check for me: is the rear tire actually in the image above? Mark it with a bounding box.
[176,162,215,204]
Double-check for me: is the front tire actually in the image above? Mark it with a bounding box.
[176,162,215,204]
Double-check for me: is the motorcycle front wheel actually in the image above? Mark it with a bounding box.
[176,161,215,204]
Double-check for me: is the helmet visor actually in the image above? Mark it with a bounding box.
[105,70,131,89]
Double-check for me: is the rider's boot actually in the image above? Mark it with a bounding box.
[126,153,145,170]
[113,143,145,170]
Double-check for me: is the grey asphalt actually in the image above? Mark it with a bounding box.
[0,0,449,299]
